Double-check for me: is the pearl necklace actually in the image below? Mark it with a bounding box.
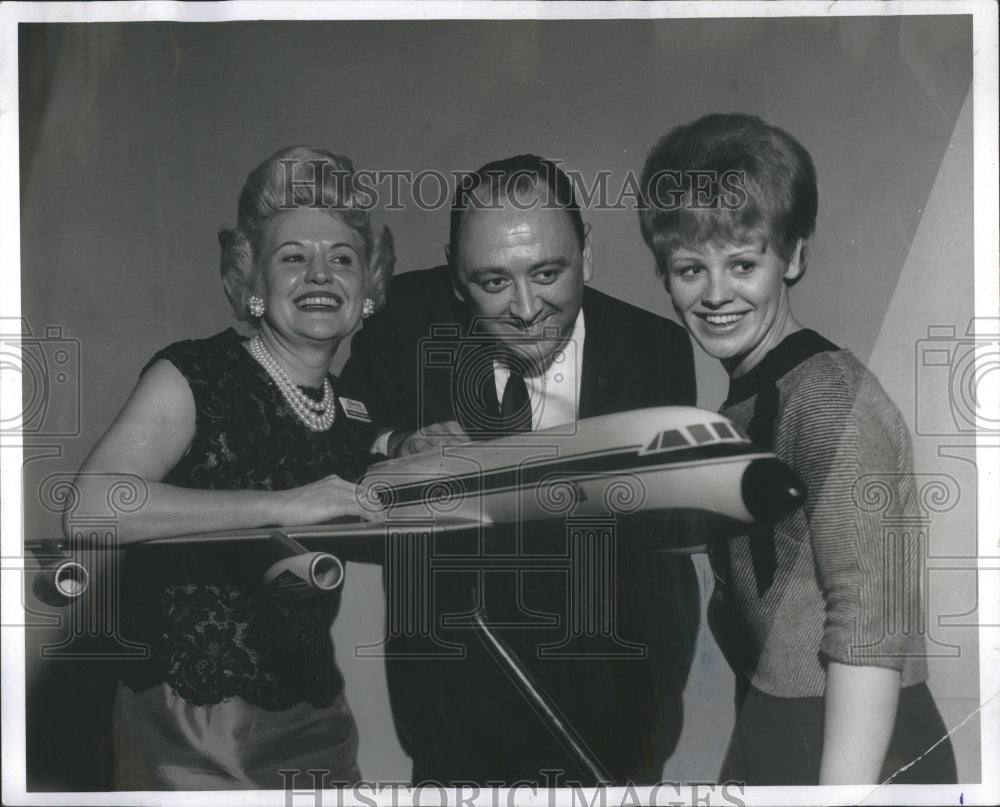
[247,336,336,432]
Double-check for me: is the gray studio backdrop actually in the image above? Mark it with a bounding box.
[16,15,978,788]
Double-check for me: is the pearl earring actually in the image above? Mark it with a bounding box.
[362,298,375,319]
[248,295,265,318]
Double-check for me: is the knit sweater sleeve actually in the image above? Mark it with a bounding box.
[780,355,915,672]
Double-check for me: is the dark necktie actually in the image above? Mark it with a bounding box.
[498,369,532,432]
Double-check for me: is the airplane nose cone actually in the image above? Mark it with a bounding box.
[741,457,806,524]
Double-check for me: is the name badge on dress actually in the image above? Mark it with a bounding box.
[339,397,372,422]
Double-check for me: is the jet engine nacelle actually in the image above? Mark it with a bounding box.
[30,539,90,605]
[260,530,344,598]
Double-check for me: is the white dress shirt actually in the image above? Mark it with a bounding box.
[373,309,586,454]
[493,308,585,434]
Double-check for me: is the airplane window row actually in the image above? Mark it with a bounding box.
[645,420,747,453]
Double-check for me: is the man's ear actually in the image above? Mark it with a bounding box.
[446,244,466,302]
[784,239,807,284]
[582,223,594,284]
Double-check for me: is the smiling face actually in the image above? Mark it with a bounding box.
[665,238,804,377]
[449,189,593,369]
[257,208,367,350]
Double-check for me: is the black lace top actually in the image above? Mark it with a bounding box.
[120,329,377,709]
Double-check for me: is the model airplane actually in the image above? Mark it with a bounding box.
[359,405,802,527]
[29,406,805,601]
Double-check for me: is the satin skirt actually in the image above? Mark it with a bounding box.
[112,682,361,790]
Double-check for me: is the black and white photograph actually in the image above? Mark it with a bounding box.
[1,2,997,805]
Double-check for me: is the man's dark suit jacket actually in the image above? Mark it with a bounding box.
[340,265,700,786]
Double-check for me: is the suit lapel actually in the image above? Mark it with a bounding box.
[578,290,611,419]
[416,268,472,428]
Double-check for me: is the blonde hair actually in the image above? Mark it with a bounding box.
[219,146,395,322]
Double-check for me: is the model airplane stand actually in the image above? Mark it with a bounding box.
[471,601,613,785]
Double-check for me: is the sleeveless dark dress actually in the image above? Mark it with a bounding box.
[113,329,376,790]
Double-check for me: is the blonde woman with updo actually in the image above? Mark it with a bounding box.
[70,146,393,789]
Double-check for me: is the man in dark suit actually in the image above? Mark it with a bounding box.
[341,155,699,786]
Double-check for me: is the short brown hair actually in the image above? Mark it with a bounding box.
[639,114,817,283]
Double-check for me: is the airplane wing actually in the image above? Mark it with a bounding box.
[142,515,485,547]
[26,517,488,601]
[28,406,805,601]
